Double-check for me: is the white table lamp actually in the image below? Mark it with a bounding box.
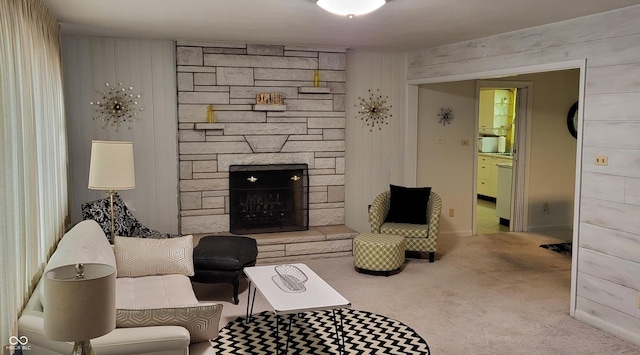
[88,140,136,240]
[44,263,116,355]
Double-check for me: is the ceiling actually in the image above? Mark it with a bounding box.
[44,0,640,51]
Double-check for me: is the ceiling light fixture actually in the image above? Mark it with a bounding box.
[317,0,386,18]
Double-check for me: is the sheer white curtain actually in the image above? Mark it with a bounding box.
[0,0,67,348]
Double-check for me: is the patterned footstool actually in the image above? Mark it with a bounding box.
[353,233,405,275]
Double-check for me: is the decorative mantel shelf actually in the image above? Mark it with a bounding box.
[298,87,331,94]
[194,123,226,131]
[253,104,286,111]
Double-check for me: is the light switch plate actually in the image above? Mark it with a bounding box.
[435,138,445,144]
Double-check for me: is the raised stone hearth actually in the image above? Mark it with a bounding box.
[177,41,346,235]
[194,225,357,264]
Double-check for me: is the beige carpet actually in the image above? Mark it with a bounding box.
[193,231,640,354]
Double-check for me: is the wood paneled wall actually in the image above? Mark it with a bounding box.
[407,5,640,345]
[344,51,409,232]
[62,37,179,234]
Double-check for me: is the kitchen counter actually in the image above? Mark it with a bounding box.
[478,152,513,158]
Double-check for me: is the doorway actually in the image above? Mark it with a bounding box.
[476,86,518,235]
[408,60,585,317]
[474,82,533,235]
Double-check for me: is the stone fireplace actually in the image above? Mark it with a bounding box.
[176,42,346,234]
[229,164,308,234]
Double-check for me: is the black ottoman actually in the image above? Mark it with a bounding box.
[191,236,258,304]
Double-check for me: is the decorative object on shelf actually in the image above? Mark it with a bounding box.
[44,263,116,355]
[567,101,578,139]
[207,104,215,123]
[88,140,136,241]
[255,92,285,105]
[437,107,454,126]
[90,82,143,131]
[313,70,320,87]
[355,89,392,131]
[317,0,386,18]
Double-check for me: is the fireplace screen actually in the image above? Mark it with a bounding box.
[229,164,309,234]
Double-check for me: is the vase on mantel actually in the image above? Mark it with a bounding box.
[313,70,320,87]
[207,105,215,123]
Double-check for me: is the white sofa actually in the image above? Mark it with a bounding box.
[18,220,223,355]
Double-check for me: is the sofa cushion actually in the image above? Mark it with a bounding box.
[116,275,199,309]
[385,185,431,224]
[115,303,223,343]
[114,235,195,277]
[41,220,115,304]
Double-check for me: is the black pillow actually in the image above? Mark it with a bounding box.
[385,185,431,224]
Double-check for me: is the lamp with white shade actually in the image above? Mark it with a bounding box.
[88,140,136,240]
[317,0,386,18]
[44,263,116,355]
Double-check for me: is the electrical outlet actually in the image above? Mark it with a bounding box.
[461,140,470,146]
[595,155,608,166]
[449,209,454,217]
[436,138,445,144]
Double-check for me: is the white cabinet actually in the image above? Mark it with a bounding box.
[477,155,492,197]
[478,154,512,199]
[479,89,511,133]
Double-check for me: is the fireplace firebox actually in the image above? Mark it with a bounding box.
[229,164,309,234]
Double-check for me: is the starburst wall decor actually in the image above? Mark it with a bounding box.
[90,82,144,131]
[438,107,454,126]
[355,89,392,131]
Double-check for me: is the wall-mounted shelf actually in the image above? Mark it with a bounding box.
[253,104,286,111]
[194,123,226,130]
[298,87,331,94]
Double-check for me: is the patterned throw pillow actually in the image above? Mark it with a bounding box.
[114,235,195,277]
[116,303,223,343]
[81,193,131,239]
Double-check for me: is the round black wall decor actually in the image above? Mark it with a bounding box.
[567,101,578,139]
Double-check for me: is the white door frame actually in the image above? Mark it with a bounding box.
[406,59,587,317]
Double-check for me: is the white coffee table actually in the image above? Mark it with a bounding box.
[244,263,350,354]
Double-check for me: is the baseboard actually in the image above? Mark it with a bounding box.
[440,230,473,237]
[525,224,573,233]
[575,309,640,346]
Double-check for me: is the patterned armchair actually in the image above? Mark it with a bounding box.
[369,190,442,262]
[82,192,179,243]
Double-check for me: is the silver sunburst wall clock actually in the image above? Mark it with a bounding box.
[438,107,454,126]
[90,82,144,131]
[355,89,392,131]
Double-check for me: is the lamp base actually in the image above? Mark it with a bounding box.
[72,340,96,355]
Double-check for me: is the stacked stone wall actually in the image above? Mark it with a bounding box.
[176,42,346,234]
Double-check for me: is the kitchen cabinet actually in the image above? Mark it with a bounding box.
[479,89,511,133]
[477,155,492,197]
[477,154,512,199]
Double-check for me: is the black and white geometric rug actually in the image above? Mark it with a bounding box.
[540,242,572,256]
[211,309,431,354]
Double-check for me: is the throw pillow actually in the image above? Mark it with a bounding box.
[384,184,431,224]
[114,235,195,277]
[81,193,130,241]
[116,303,223,343]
